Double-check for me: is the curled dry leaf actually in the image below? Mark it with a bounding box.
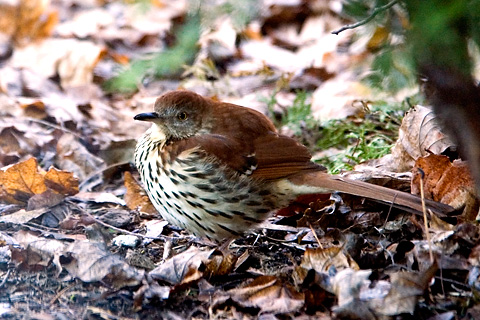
[332,262,438,318]
[0,158,47,204]
[0,117,57,168]
[56,134,105,182]
[12,230,144,288]
[389,106,455,172]
[228,275,304,314]
[294,246,360,290]
[0,158,79,206]
[149,246,216,285]
[11,38,105,87]
[44,166,80,196]
[124,171,157,214]
[62,240,144,288]
[11,230,67,274]
[0,0,58,45]
[148,246,237,287]
[412,154,478,219]
[301,246,360,274]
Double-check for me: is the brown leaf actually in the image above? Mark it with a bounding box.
[63,241,144,287]
[332,263,438,318]
[0,158,47,204]
[0,120,56,168]
[388,106,455,171]
[20,100,48,119]
[228,275,304,314]
[27,189,65,210]
[124,171,157,214]
[374,263,438,316]
[290,67,336,91]
[301,246,360,274]
[367,27,389,51]
[44,166,79,196]
[0,0,58,45]
[0,158,79,208]
[412,154,478,218]
[12,229,67,273]
[203,249,237,278]
[149,247,215,285]
[56,134,105,181]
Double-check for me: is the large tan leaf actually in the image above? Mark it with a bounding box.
[0,158,79,206]
[0,158,47,204]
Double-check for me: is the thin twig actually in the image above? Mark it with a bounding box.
[309,223,323,249]
[78,161,131,191]
[0,269,11,288]
[8,117,84,140]
[331,0,399,35]
[418,168,434,263]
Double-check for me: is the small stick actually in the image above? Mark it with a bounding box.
[331,0,399,35]
[418,168,434,263]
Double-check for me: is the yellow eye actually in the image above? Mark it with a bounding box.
[177,112,188,120]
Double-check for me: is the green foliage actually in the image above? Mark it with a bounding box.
[193,0,260,30]
[363,47,416,93]
[104,0,261,93]
[261,90,403,174]
[281,91,317,136]
[261,88,280,126]
[315,101,404,173]
[104,14,201,93]
[404,0,477,76]
[340,0,480,94]
[339,0,418,93]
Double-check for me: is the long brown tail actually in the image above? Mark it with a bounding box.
[288,171,455,217]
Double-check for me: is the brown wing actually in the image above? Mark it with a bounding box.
[165,132,324,181]
[250,132,324,180]
[163,134,255,173]
[165,98,323,180]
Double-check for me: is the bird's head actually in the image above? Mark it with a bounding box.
[134,90,212,141]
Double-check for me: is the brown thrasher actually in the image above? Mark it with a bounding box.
[134,90,453,241]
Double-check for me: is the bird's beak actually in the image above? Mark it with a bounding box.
[134,112,160,121]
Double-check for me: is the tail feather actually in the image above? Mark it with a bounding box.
[288,171,455,217]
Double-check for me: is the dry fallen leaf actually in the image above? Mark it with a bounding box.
[301,246,360,274]
[12,229,144,288]
[0,158,79,207]
[0,158,47,204]
[149,246,215,285]
[389,106,455,172]
[11,38,105,87]
[56,134,105,182]
[332,263,438,318]
[63,240,144,287]
[228,275,305,314]
[0,0,58,45]
[44,166,79,196]
[412,154,478,218]
[124,171,157,214]
[373,263,438,316]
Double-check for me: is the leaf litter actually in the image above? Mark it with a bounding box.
[0,0,479,319]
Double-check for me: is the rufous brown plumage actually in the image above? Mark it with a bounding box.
[134,90,453,240]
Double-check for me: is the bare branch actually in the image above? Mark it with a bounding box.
[331,0,399,35]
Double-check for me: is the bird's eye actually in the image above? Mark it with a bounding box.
[177,112,188,120]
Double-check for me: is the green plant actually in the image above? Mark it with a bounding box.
[104,14,200,93]
[260,91,403,173]
[315,101,404,173]
[282,91,317,136]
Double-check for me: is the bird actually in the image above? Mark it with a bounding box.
[134,90,454,241]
